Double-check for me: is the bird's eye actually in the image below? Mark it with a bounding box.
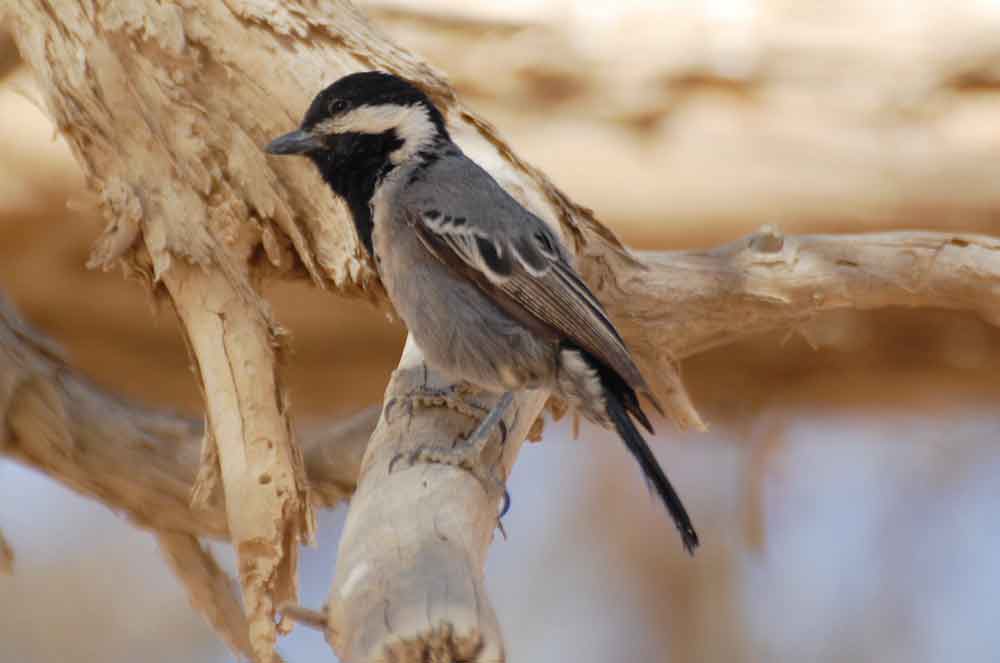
[330,99,348,114]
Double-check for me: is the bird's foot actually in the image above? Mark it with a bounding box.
[384,384,490,425]
[407,438,507,499]
[389,392,515,518]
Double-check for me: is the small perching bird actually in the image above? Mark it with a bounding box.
[266,71,699,553]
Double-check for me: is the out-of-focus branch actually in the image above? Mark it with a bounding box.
[6,220,1000,660]
[0,30,19,81]
[9,0,1000,661]
[590,227,1000,364]
[0,293,374,540]
[7,227,996,547]
[0,527,13,574]
[368,2,1000,243]
[157,531,263,662]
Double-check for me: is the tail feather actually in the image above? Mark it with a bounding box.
[617,382,655,434]
[605,391,699,554]
[563,344,699,554]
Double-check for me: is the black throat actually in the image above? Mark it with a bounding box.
[308,130,404,258]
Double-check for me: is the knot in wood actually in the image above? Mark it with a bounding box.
[749,224,785,253]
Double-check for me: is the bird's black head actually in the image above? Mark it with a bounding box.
[265,72,450,257]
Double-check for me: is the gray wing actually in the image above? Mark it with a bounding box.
[401,157,660,409]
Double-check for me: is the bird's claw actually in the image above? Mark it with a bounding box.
[408,437,507,499]
[388,391,515,535]
[388,385,490,424]
[499,488,511,519]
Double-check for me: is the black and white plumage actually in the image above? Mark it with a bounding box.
[266,71,698,553]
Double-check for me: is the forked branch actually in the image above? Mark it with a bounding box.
[8,0,1000,661]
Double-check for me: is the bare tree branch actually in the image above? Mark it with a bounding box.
[322,228,1000,661]
[162,262,314,662]
[0,293,372,540]
[326,338,544,662]
[8,1,1000,662]
[6,225,996,543]
[7,219,1000,661]
[595,227,1000,363]
[0,527,13,575]
[157,531,262,662]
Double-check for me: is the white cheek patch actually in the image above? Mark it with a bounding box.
[316,103,438,165]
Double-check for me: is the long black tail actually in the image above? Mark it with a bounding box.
[602,373,700,555]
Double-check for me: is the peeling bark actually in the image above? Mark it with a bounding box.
[3,2,695,656]
[163,261,313,661]
[8,1,1000,662]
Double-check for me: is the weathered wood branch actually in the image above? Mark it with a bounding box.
[157,531,260,662]
[4,1,692,658]
[7,225,1000,660]
[5,225,995,534]
[162,262,314,662]
[9,0,1000,662]
[325,338,543,662]
[591,227,1000,365]
[0,293,373,538]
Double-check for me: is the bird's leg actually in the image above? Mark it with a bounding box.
[402,391,515,500]
[454,391,514,457]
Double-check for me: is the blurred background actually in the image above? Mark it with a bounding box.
[3,1,1000,661]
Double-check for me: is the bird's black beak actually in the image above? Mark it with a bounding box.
[265,129,323,155]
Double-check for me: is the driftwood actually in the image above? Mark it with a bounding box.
[5,1,1000,662]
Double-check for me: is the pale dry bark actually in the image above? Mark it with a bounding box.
[5,228,997,533]
[325,338,541,662]
[3,2,693,658]
[0,290,370,660]
[0,293,372,536]
[7,1,1000,663]
[163,262,314,659]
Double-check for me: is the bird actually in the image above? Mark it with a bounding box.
[265,71,699,554]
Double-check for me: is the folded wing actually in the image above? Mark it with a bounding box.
[408,201,662,414]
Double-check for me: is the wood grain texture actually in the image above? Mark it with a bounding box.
[163,262,314,662]
[7,1,1000,662]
